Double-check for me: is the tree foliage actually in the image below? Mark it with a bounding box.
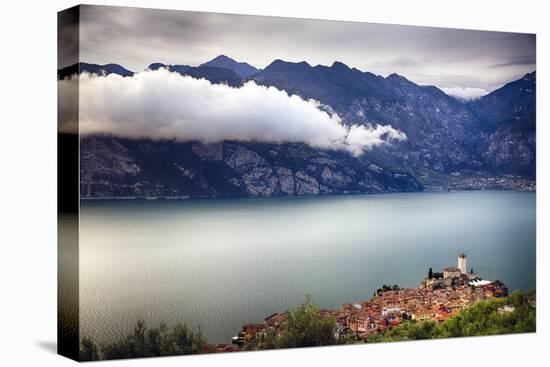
[258,296,337,349]
[79,320,206,361]
[377,284,401,295]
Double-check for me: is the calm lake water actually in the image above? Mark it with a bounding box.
[79,191,536,344]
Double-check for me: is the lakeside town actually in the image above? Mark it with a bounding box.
[424,175,536,192]
[229,253,511,350]
[77,252,534,360]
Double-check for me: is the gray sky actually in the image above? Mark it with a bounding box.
[69,5,535,93]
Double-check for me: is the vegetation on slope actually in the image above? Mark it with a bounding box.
[79,290,535,360]
[79,320,206,361]
[255,296,338,350]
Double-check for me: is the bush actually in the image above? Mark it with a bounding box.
[259,296,337,349]
[79,320,206,361]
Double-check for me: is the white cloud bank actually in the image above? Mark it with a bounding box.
[59,69,406,156]
[440,86,489,101]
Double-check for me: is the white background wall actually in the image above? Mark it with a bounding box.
[0,0,547,365]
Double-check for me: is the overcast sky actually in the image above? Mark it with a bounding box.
[65,5,535,94]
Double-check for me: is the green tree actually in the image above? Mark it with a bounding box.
[100,320,207,360]
[169,323,205,355]
[259,296,337,349]
[428,267,433,279]
[377,284,401,294]
[101,320,148,359]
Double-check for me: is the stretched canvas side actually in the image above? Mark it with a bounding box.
[57,5,80,361]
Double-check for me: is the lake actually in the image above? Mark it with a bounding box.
[79,191,536,344]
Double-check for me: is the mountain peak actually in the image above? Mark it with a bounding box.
[386,73,414,86]
[200,55,258,78]
[268,59,292,67]
[265,59,313,71]
[387,72,403,79]
[331,61,350,70]
[210,54,233,62]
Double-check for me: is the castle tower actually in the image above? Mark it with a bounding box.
[458,253,467,274]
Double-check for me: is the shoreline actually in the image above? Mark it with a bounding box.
[79,188,536,202]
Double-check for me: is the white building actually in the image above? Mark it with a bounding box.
[469,279,492,287]
[382,307,401,317]
[458,253,467,274]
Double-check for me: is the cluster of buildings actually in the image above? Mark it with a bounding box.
[232,253,509,346]
[427,175,536,192]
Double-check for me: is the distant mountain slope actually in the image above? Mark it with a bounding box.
[80,137,422,198]
[470,72,536,133]
[200,55,259,78]
[469,72,536,177]
[57,62,134,79]
[250,60,393,106]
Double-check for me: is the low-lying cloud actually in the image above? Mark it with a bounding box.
[59,69,406,156]
[440,86,489,101]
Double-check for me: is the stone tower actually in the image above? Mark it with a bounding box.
[458,253,467,274]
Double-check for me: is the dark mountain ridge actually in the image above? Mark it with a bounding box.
[57,62,134,79]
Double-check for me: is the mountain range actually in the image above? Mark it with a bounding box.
[58,55,536,198]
